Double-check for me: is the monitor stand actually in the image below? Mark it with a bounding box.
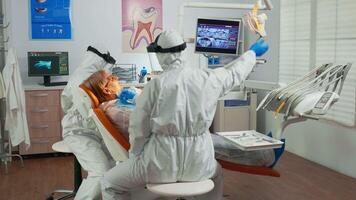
[43,76,68,87]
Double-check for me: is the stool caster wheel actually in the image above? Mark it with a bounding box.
[46,195,54,200]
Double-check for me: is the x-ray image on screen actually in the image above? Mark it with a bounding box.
[28,56,59,75]
[34,60,52,70]
[195,18,241,55]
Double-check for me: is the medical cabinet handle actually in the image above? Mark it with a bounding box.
[31,125,49,129]
[32,108,49,113]
[31,93,49,97]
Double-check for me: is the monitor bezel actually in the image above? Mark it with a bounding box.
[195,18,241,55]
[27,51,69,77]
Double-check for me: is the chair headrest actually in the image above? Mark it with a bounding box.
[79,83,100,108]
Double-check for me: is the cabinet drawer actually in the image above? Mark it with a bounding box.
[26,90,60,107]
[20,137,61,155]
[28,122,61,138]
[27,106,60,123]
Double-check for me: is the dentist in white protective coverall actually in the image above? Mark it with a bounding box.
[101,30,269,200]
[61,46,116,200]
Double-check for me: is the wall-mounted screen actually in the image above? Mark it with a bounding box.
[195,18,241,55]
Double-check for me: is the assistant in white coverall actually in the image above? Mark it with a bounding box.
[61,46,116,200]
[101,30,269,200]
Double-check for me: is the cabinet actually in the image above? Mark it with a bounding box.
[211,91,257,132]
[20,87,64,155]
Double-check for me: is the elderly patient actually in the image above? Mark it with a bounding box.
[83,69,278,167]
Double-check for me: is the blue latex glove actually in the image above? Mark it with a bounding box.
[249,38,269,57]
[118,89,137,105]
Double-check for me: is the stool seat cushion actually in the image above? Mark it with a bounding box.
[52,141,71,153]
[146,179,214,197]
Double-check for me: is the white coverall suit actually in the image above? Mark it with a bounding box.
[61,48,114,200]
[101,30,257,200]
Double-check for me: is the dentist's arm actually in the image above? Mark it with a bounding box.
[213,38,269,97]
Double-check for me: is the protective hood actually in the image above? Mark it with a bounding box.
[147,30,186,53]
[148,30,186,71]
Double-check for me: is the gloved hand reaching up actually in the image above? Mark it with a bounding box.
[249,38,269,57]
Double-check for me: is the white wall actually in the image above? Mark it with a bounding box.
[285,121,356,178]
[4,0,279,85]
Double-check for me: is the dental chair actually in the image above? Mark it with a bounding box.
[78,84,129,161]
[78,84,216,199]
[77,83,282,198]
[79,84,281,177]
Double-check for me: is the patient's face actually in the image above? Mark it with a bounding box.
[102,71,122,96]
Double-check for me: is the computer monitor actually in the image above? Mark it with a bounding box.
[28,51,69,86]
[195,18,241,55]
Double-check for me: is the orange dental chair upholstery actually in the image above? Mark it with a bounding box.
[79,84,130,162]
[79,84,280,177]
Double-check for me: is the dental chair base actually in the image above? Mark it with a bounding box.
[47,141,83,200]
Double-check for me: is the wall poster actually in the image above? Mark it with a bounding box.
[122,0,163,53]
[30,0,72,39]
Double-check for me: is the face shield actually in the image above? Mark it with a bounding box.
[146,34,187,53]
[147,52,163,72]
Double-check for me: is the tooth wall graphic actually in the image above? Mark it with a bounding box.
[122,0,163,53]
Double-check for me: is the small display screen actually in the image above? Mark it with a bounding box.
[315,93,332,109]
[28,52,69,76]
[195,18,240,55]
